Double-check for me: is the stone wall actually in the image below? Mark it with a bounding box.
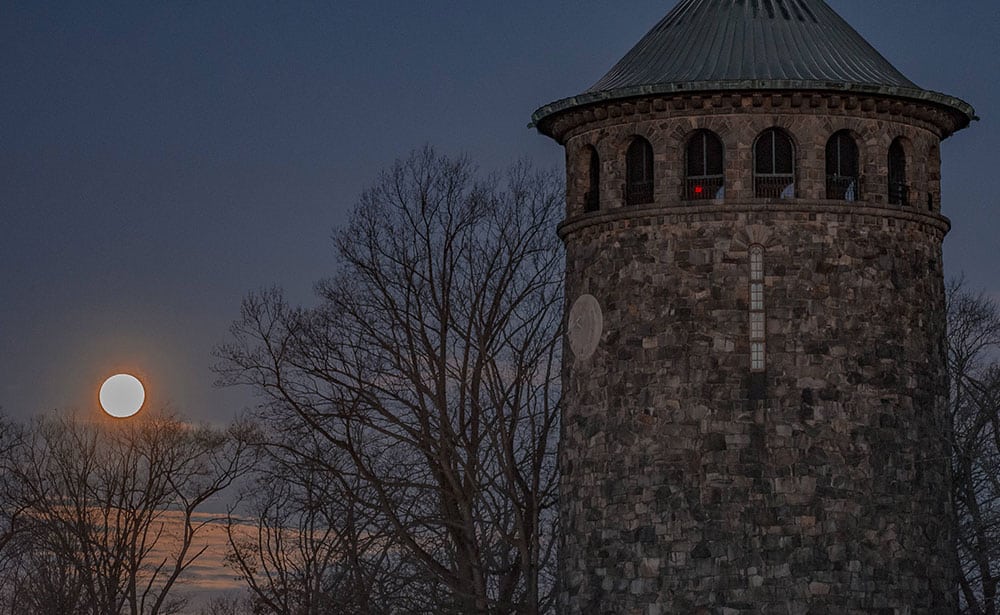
[557,95,957,615]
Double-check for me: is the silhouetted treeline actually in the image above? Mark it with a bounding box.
[0,412,253,615]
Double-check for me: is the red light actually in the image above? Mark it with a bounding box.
[694,185,703,194]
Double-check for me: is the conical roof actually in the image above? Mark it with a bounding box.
[532,0,975,132]
[589,0,914,92]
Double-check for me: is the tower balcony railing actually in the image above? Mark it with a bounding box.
[754,174,795,199]
[624,181,654,206]
[685,176,724,200]
[889,180,909,206]
[826,174,859,201]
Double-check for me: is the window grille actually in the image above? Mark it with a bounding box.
[751,342,766,371]
[826,130,859,201]
[888,139,908,206]
[749,245,766,372]
[754,129,795,198]
[584,147,600,212]
[685,130,724,200]
[625,137,654,205]
[750,247,763,280]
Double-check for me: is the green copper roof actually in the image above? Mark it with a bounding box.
[591,0,914,91]
[532,0,976,130]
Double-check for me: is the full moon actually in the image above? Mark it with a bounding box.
[99,374,145,418]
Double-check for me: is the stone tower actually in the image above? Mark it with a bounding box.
[531,1,976,613]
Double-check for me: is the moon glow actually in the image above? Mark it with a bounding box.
[99,374,145,418]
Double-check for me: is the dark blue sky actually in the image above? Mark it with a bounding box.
[2,1,997,423]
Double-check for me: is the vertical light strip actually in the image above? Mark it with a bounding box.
[749,245,766,371]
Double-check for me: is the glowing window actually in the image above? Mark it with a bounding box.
[685,130,724,200]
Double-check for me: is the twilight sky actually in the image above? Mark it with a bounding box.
[2,1,998,424]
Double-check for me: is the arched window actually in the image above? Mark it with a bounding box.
[927,144,940,212]
[826,130,859,201]
[625,137,654,206]
[685,130,724,200]
[888,138,908,206]
[754,129,795,198]
[584,146,600,212]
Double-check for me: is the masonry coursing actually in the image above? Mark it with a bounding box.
[557,93,956,614]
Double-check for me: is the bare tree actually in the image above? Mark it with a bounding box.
[224,425,410,614]
[0,413,86,615]
[196,592,260,615]
[0,414,28,596]
[0,411,253,615]
[0,524,86,615]
[217,148,563,614]
[948,279,1000,614]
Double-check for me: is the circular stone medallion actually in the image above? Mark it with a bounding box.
[568,294,603,360]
